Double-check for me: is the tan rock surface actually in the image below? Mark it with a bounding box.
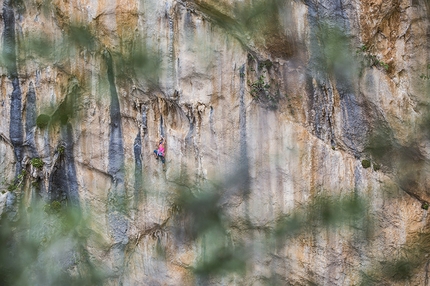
[0,0,429,285]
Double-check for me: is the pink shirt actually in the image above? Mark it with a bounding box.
[158,144,165,156]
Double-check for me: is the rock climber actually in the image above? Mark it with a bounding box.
[154,136,165,164]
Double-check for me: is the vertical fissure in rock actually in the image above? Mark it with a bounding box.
[25,82,38,157]
[3,0,17,76]
[105,50,125,205]
[185,113,195,144]
[141,105,147,134]
[209,105,219,162]
[339,93,367,155]
[104,50,128,280]
[62,123,80,207]
[305,0,368,155]
[133,130,143,209]
[3,0,23,175]
[239,64,250,193]
[25,82,47,201]
[209,106,215,134]
[166,2,176,96]
[48,123,80,208]
[159,114,165,138]
[321,83,336,147]
[310,83,335,146]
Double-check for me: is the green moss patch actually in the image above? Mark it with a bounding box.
[361,159,371,168]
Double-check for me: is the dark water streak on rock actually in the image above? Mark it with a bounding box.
[133,130,143,209]
[24,82,48,201]
[104,50,128,281]
[106,50,125,205]
[305,0,368,155]
[48,123,80,208]
[239,64,250,194]
[24,82,37,157]
[3,0,23,175]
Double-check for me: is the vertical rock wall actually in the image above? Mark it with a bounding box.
[0,0,430,285]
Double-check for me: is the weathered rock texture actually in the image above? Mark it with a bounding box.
[1,0,430,285]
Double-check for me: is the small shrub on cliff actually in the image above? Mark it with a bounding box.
[7,183,18,192]
[30,157,44,169]
[258,60,273,70]
[361,159,371,168]
[57,145,65,155]
[6,170,26,192]
[356,45,390,71]
[31,181,40,188]
[249,74,269,97]
[248,73,280,109]
[373,163,381,171]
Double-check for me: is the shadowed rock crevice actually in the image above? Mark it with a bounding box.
[105,49,126,208]
[3,0,23,175]
[25,82,47,202]
[239,64,249,184]
[133,130,143,209]
[24,82,38,157]
[104,49,128,281]
[304,2,372,156]
[306,77,337,145]
[48,123,80,208]
[159,114,165,138]
[184,106,195,145]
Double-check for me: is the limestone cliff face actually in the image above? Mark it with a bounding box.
[1,0,430,285]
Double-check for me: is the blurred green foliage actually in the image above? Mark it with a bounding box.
[167,181,371,281]
[275,194,367,242]
[67,24,96,52]
[1,0,429,285]
[35,114,50,129]
[0,201,106,286]
[419,64,430,80]
[365,124,396,167]
[43,200,62,214]
[192,0,292,57]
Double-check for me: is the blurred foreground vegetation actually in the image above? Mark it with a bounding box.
[0,200,106,285]
[1,0,430,285]
[2,180,430,285]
